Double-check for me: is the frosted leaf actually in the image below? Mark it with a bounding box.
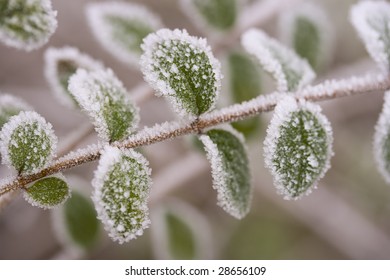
[140,28,222,119]
[0,0,57,51]
[350,1,390,72]
[52,176,99,251]
[241,28,315,92]
[0,93,32,128]
[68,68,139,142]
[92,146,152,244]
[264,96,333,199]
[86,1,162,66]
[24,174,70,209]
[151,199,213,260]
[44,46,104,109]
[0,111,57,175]
[279,2,334,71]
[199,126,251,219]
[227,51,262,137]
[180,0,237,32]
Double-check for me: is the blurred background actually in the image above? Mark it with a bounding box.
[2,0,390,260]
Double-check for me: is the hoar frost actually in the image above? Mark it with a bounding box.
[140,28,222,118]
[92,146,152,244]
[0,94,32,128]
[264,96,333,199]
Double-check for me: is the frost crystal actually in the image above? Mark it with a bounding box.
[199,126,251,219]
[241,28,315,92]
[0,93,32,128]
[350,1,390,72]
[180,0,237,32]
[279,2,334,71]
[0,111,57,175]
[0,0,57,51]
[24,173,70,209]
[374,91,390,183]
[86,1,163,66]
[92,146,152,244]
[68,68,139,142]
[264,96,333,199]
[140,28,222,119]
[44,46,104,109]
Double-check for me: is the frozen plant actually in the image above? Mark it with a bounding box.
[1,0,390,259]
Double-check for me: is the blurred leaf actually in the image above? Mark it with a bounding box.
[166,212,195,259]
[0,0,57,51]
[68,69,139,142]
[264,97,333,199]
[24,175,70,209]
[228,51,262,137]
[200,127,251,219]
[0,94,32,129]
[241,28,315,92]
[86,2,162,66]
[92,146,151,244]
[0,111,57,175]
[140,29,222,118]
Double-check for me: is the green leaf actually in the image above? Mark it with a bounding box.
[264,97,333,199]
[86,2,162,66]
[181,0,237,31]
[0,111,57,175]
[241,28,315,92]
[350,1,390,72]
[68,68,139,142]
[92,146,152,244]
[151,200,213,259]
[279,3,333,72]
[24,175,70,209]
[0,94,32,129]
[228,51,262,137]
[44,47,104,109]
[0,0,57,51]
[199,127,251,219]
[140,29,222,118]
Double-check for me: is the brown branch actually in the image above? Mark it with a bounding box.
[0,73,389,197]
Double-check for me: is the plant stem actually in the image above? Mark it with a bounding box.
[0,73,389,196]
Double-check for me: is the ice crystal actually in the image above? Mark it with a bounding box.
[92,146,152,244]
[0,93,32,128]
[199,126,251,219]
[24,173,70,209]
[0,0,57,51]
[350,1,390,72]
[0,111,57,175]
[68,68,139,142]
[241,28,315,92]
[264,96,333,199]
[279,2,333,71]
[180,0,237,32]
[86,1,162,66]
[44,46,104,109]
[140,28,222,119]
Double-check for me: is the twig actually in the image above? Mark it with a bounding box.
[0,73,388,196]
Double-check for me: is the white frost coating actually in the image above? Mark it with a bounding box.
[0,111,57,174]
[44,46,104,109]
[92,146,152,244]
[278,2,334,70]
[374,90,390,183]
[68,68,139,142]
[140,28,222,119]
[86,1,163,66]
[23,173,70,210]
[0,0,57,51]
[199,125,251,219]
[150,199,214,259]
[350,1,390,72]
[0,94,32,120]
[241,28,315,92]
[263,96,333,200]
